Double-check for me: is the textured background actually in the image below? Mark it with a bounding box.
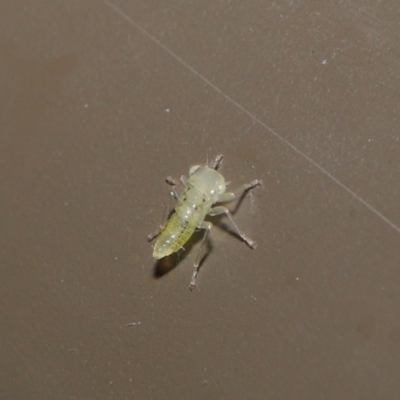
[2,1,400,398]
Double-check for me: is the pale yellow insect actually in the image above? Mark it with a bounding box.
[148,154,262,289]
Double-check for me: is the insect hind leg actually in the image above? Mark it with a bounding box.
[148,176,182,242]
[190,221,213,290]
[147,228,161,243]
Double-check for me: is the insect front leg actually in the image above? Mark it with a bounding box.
[217,179,263,203]
[165,176,179,199]
[210,154,223,169]
[207,206,257,249]
[190,221,213,290]
[180,175,187,186]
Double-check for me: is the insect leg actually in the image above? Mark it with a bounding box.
[217,179,262,203]
[190,221,213,290]
[207,206,257,248]
[180,175,187,185]
[165,176,179,199]
[147,228,161,242]
[165,176,177,185]
[148,177,180,242]
[210,154,223,169]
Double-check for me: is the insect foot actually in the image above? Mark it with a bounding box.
[243,236,257,249]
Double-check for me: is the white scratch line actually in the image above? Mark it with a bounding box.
[103,0,400,235]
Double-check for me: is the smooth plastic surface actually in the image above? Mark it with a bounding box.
[2,1,400,398]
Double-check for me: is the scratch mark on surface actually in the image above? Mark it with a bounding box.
[103,0,400,235]
[340,0,394,48]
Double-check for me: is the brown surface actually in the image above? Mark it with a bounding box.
[2,1,400,399]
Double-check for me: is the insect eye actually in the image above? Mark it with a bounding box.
[189,165,200,175]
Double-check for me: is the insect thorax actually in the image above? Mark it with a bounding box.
[187,166,226,200]
[175,185,212,224]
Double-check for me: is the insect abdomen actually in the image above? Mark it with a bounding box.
[153,213,197,259]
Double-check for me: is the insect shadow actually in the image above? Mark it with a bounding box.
[153,228,213,279]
